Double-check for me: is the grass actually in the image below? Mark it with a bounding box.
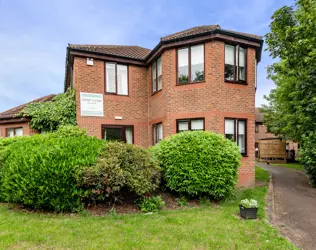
[0,168,296,250]
[272,162,304,171]
[255,166,270,183]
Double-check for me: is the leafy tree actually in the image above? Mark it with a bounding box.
[263,0,316,185]
[262,0,316,142]
[20,88,77,132]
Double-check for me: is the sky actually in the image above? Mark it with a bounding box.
[0,0,294,112]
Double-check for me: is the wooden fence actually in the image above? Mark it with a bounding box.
[258,138,286,163]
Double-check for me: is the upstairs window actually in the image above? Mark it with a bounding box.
[225,44,246,83]
[177,118,204,132]
[153,123,163,145]
[7,127,23,138]
[152,57,162,94]
[177,44,204,84]
[225,118,247,155]
[105,63,128,95]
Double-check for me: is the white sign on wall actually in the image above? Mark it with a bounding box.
[80,92,104,117]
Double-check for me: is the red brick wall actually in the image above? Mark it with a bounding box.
[73,39,257,187]
[0,122,38,138]
[148,41,256,187]
[255,123,278,142]
[73,57,149,148]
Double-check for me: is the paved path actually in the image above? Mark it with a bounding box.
[257,162,316,250]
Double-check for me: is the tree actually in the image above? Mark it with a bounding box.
[263,0,316,185]
[262,0,316,143]
[20,88,77,132]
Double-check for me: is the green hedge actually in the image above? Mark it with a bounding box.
[0,127,104,212]
[79,141,161,203]
[150,131,241,200]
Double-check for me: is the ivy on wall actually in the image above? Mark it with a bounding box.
[20,88,77,132]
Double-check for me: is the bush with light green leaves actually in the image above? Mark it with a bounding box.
[150,131,241,200]
[0,126,104,212]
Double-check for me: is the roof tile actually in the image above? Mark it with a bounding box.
[161,25,263,42]
[255,107,264,122]
[161,25,221,41]
[68,44,151,60]
[0,94,56,120]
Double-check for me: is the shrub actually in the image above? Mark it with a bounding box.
[176,196,188,207]
[301,133,316,186]
[78,141,161,203]
[138,195,165,213]
[150,131,241,200]
[0,127,104,212]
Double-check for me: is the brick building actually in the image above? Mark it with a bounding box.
[0,95,55,138]
[64,25,263,187]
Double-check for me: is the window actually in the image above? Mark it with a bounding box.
[225,118,247,155]
[177,118,204,132]
[177,44,204,84]
[225,44,246,82]
[152,57,162,94]
[153,123,163,145]
[102,125,133,144]
[7,127,23,138]
[255,123,259,133]
[105,63,128,95]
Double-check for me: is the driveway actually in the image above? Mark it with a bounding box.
[257,162,316,250]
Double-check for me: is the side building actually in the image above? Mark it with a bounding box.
[0,95,55,138]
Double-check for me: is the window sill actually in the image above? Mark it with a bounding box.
[151,89,162,96]
[241,154,248,157]
[176,81,205,86]
[105,93,129,97]
[225,80,248,85]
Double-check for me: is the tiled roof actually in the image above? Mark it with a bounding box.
[222,29,263,40]
[68,44,151,60]
[161,25,221,41]
[0,94,55,120]
[67,26,262,63]
[255,107,264,122]
[161,25,263,42]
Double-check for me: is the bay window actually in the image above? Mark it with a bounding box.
[224,118,247,155]
[102,125,133,144]
[105,63,128,95]
[225,44,246,82]
[177,118,204,132]
[177,44,204,84]
[152,57,162,94]
[153,123,163,145]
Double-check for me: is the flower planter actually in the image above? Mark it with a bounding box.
[239,205,258,219]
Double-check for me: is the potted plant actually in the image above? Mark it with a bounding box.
[239,199,258,219]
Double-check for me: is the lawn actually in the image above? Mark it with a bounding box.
[272,162,304,171]
[0,167,296,250]
[255,166,270,183]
